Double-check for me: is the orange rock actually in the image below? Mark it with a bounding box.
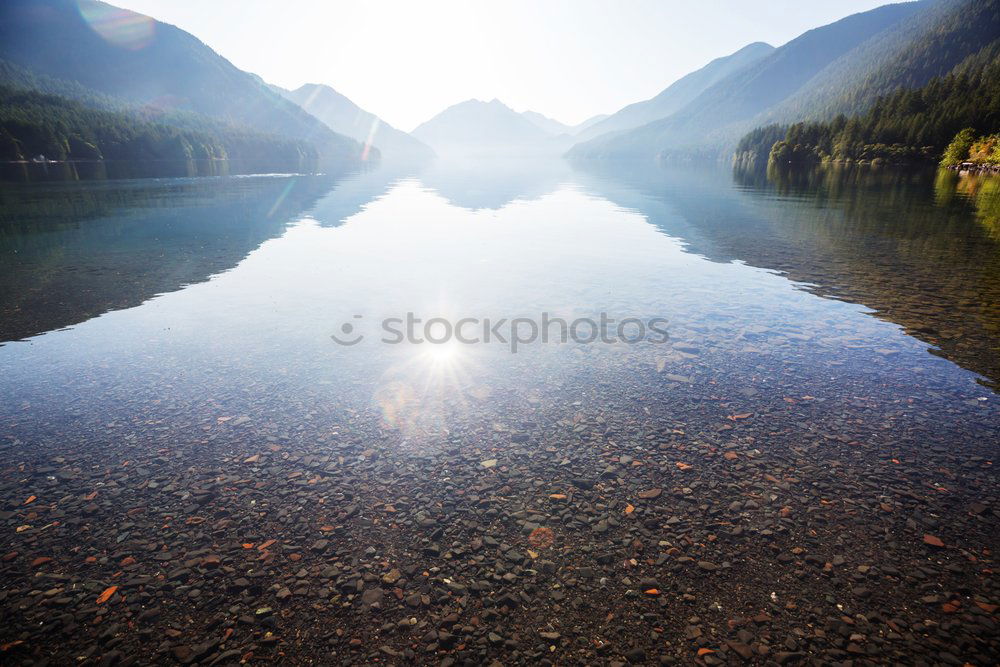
[96,586,118,604]
[975,601,998,613]
[697,648,716,656]
[923,534,945,548]
[243,454,260,464]
[120,556,136,566]
[257,539,277,551]
[676,462,693,471]
[24,495,36,505]
[723,452,738,461]
[638,488,662,499]
[288,553,302,561]
[624,504,635,515]
[31,557,52,568]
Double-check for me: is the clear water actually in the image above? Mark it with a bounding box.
[1,160,997,454]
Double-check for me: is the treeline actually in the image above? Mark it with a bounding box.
[0,86,318,165]
[735,40,1000,166]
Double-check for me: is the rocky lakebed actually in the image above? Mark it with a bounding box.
[1,354,997,666]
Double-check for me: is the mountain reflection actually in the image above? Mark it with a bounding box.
[415,157,572,211]
[0,173,348,343]
[575,160,1000,389]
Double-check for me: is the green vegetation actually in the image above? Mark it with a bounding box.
[738,41,1000,166]
[759,0,1000,124]
[0,0,366,168]
[0,59,318,166]
[0,85,317,164]
[941,129,1000,166]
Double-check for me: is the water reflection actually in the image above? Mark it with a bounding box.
[0,159,997,459]
[0,158,322,183]
[577,161,1000,389]
[0,172,359,343]
[416,157,573,210]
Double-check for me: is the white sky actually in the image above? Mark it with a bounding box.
[112,0,897,131]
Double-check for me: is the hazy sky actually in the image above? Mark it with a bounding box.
[113,0,895,131]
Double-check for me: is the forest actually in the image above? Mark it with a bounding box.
[0,86,317,165]
[734,41,1000,166]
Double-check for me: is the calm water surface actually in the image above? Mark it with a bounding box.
[1,160,997,454]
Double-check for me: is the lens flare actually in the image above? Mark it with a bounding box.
[373,341,482,447]
[361,117,380,161]
[78,2,154,51]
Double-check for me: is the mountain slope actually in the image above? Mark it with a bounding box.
[740,38,1000,165]
[0,0,366,164]
[278,83,432,161]
[412,99,567,156]
[569,2,921,159]
[574,42,774,142]
[0,58,320,166]
[523,111,616,136]
[521,111,572,135]
[572,114,610,135]
[753,0,1000,126]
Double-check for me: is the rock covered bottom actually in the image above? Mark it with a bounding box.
[0,361,997,666]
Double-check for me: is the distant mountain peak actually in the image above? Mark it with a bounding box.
[413,97,568,157]
[278,82,432,161]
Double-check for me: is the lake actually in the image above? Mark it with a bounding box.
[1,160,997,663]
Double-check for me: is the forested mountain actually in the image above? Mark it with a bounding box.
[754,0,1000,126]
[0,59,319,165]
[568,2,921,160]
[277,83,432,161]
[736,40,1000,166]
[413,99,568,156]
[0,0,366,165]
[574,42,774,142]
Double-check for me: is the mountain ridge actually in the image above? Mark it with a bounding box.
[0,0,367,165]
[568,2,922,160]
[276,83,432,161]
[412,98,569,157]
[574,41,775,143]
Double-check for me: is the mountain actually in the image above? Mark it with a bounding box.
[522,110,616,136]
[412,99,568,156]
[751,0,1000,126]
[277,83,433,161]
[737,38,1000,166]
[521,111,572,136]
[0,58,321,167]
[572,114,610,135]
[0,0,367,165]
[573,42,775,142]
[569,2,921,160]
